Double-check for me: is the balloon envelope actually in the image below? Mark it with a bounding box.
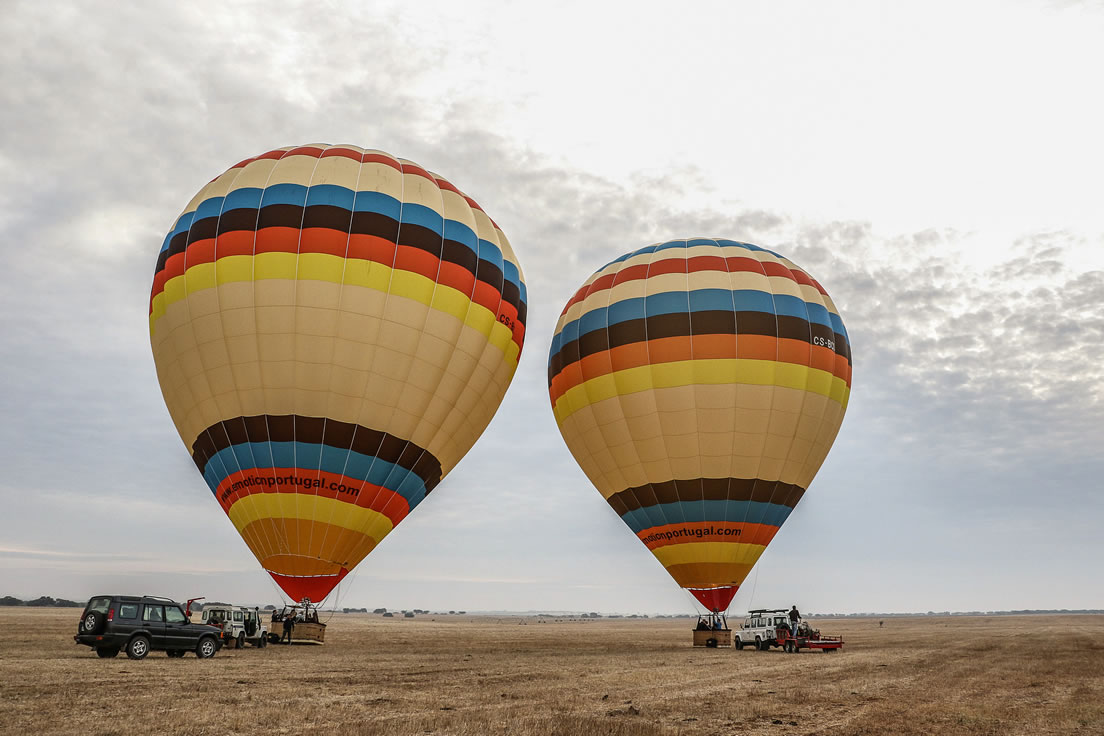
[150,145,526,602]
[548,239,850,611]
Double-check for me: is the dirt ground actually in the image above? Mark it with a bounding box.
[1,608,1101,735]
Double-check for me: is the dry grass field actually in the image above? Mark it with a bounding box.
[1,608,1101,735]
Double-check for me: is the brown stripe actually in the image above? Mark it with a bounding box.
[155,206,526,316]
[191,415,442,493]
[607,478,806,516]
[548,311,848,384]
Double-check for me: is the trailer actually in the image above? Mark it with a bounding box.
[775,622,843,653]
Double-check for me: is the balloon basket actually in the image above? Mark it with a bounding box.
[692,629,732,648]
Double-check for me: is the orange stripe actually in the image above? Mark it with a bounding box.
[639,522,779,550]
[549,334,841,403]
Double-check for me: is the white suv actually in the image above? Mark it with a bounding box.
[735,609,790,650]
[198,605,268,649]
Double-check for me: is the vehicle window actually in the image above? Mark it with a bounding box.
[233,611,242,621]
[165,607,186,624]
[143,605,164,622]
[86,597,111,614]
[118,603,139,619]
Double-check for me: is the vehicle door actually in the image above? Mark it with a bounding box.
[232,609,244,638]
[114,601,142,639]
[141,604,167,647]
[242,609,258,638]
[162,605,191,649]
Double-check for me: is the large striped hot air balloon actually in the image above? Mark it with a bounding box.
[548,238,850,612]
[150,145,526,602]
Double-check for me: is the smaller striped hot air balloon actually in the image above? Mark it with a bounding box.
[548,238,851,613]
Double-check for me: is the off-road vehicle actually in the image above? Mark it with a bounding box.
[197,604,268,649]
[74,595,223,659]
[734,608,790,650]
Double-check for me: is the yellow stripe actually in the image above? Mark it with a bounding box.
[226,493,394,542]
[651,541,766,567]
[552,358,850,424]
[150,254,520,366]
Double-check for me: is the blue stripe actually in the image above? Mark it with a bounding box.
[399,202,443,236]
[194,196,226,221]
[259,182,309,207]
[549,289,838,355]
[201,441,429,509]
[443,219,478,251]
[223,187,264,211]
[353,190,402,220]
[160,211,196,253]
[620,500,793,534]
[305,184,355,210]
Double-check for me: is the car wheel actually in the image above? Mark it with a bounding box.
[81,611,106,635]
[784,641,794,653]
[734,637,743,650]
[96,646,120,658]
[258,634,268,648]
[196,636,218,659]
[236,632,246,649]
[126,636,150,660]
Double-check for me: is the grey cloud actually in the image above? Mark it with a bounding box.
[2,1,1101,610]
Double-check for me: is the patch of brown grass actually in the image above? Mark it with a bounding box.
[1,609,1101,735]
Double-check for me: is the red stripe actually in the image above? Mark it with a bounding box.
[300,228,352,258]
[285,145,326,158]
[433,176,462,195]
[268,568,347,602]
[216,468,411,527]
[560,253,832,317]
[400,162,436,183]
[214,229,257,258]
[463,195,485,214]
[639,521,780,550]
[320,146,366,160]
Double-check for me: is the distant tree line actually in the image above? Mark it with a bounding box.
[809,609,1104,618]
[1,596,81,607]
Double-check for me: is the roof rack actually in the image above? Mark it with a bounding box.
[142,596,177,603]
[747,608,788,614]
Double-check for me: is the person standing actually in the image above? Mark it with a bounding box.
[281,614,295,644]
[789,605,801,637]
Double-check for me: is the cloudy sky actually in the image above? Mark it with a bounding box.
[2,0,1102,615]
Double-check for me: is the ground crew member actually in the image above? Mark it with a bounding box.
[789,605,801,637]
[281,614,295,644]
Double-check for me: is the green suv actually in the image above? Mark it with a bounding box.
[74,595,223,659]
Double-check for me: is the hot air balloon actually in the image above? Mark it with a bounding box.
[548,238,850,613]
[150,145,526,603]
